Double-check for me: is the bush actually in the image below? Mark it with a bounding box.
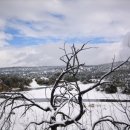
[79,75,89,84]
[81,80,89,84]
[122,87,130,94]
[0,75,32,91]
[47,72,61,85]
[98,83,117,93]
[64,75,78,82]
[104,84,117,94]
[35,78,49,85]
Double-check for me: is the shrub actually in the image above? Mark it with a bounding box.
[0,75,32,91]
[35,78,49,85]
[104,84,117,94]
[64,75,78,82]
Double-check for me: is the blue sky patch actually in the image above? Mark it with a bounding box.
[6,35,63,46]
[7,36,48,46]
[5,27,20,35]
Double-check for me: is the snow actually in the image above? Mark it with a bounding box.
[25,81,130,100]
[0,82,130,130]
[40,76,49,81]
[29,78,47,88]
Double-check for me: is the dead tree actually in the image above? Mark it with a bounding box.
[0,43,130,130]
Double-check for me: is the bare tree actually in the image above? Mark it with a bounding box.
[0,43,130,130]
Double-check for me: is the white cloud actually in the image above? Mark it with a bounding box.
[0,31,12,47]
[0,0,130,67]
[1,0,130,39]
[118,32,130,60]
[0,42,126,67]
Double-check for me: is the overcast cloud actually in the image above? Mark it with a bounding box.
[0,0,130,67]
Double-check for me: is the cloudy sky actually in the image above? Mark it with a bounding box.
[0,0,130,67]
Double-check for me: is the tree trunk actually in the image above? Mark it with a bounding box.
[51,126,57,130]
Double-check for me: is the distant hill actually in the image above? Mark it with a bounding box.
[0,66,63,77]
[0,61,130,77]
[84,61,130,73]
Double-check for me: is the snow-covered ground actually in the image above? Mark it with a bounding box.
[0,80,130,130]
[24,79,130,100]
[29,78,47,88]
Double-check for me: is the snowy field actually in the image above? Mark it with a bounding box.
[26,79,130,100]
[0,79,130,130]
